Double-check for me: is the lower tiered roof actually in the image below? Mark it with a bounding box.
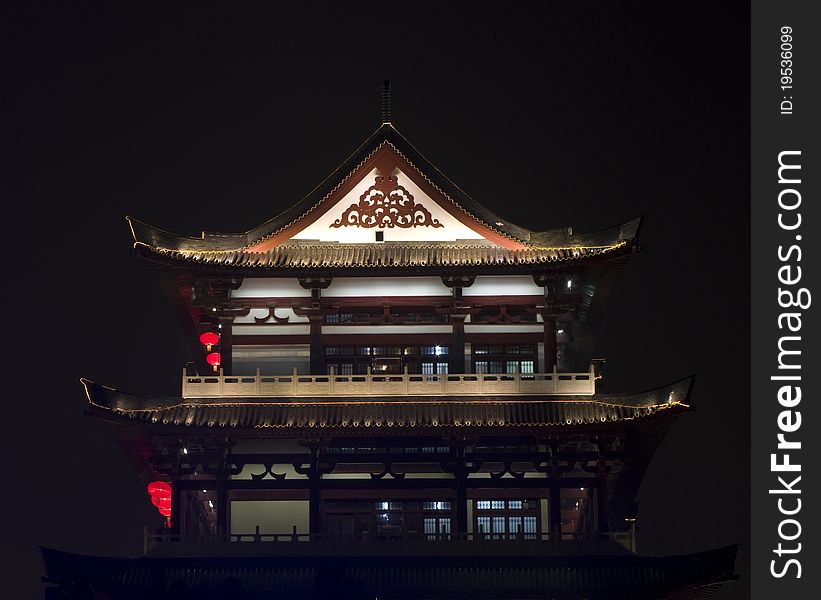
[41,544,738,599]
[82,378,693,433]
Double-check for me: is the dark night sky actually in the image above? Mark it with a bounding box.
[4,2,749,598]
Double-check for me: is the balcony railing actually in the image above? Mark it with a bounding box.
[144,529,633,555]
[182,366,596,399]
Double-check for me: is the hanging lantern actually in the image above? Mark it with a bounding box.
[147,481,171,496]
[147,480,172,524]
[206,352,221,372]
[151,496,172,510]
[199,331,220,351]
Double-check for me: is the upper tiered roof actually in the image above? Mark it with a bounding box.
[129,123,640,274]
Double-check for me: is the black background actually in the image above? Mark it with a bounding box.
[4,2,749,598]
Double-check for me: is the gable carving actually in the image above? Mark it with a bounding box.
[331,174,444,229]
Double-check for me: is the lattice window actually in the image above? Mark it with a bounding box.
[422,501,451,511]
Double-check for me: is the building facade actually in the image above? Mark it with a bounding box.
[43,107,737,599]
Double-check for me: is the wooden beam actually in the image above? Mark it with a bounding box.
[174,477,596,491]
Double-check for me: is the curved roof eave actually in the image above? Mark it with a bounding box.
[80,376,693,432]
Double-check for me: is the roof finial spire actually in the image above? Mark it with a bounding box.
[381,79,391,124]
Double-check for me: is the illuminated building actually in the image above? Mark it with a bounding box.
[42,92,737,599]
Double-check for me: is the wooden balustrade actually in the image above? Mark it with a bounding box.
[182,366,596,398]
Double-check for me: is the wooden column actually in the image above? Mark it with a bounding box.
[296,277,332,375]
[455,473,468,535]
[596,471,610,534]
[451,443,470,535]
[441,275,474,375]
[308,315,325,375]
[536,277,558,371]
[170,479,182,536]
[449,314,467,374]
[308,478,321,536]
[302,444,323,536]
[216,479,229,535]
[543,316,557,370]
[219,318,233,376]
[549,480,562,538]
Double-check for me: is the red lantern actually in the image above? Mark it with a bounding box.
[199,331,219,351]
[206,352,221,372]
[147,480,172,525]
[151,496,171,510]
[147,481,171,496]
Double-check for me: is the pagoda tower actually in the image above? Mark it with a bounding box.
[42,92,737,599]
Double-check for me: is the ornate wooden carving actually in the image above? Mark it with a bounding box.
[370,464,406,480]
[488,462,526,480]
[331,175,444,229]
[297,277,333,290]
[253,306,291,324]
[203,306,250,320]
[194,278,243,301]
[441,275,476,288]
[250,464,287,481]
[471,305,537,324]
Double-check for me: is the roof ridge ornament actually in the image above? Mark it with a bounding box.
[381,79,391,124]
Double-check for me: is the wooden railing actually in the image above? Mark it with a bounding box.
[144,529,632,554]
[182,366,596,399]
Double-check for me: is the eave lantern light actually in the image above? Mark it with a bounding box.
[199,331,220,352]
[206,352,221,372]
[147,481,172,525]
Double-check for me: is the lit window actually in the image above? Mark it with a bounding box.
[524,516,537,539]
[509,516,522,537]
[422,501,451,511]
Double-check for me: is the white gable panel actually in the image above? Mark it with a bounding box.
[292,168,486,243]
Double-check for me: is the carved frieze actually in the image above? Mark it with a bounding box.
[331,174,444,229]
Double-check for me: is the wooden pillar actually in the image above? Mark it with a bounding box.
[449,314,467,374]
[306,444,323,536]
[219,318,233,375]
[308,478,321,536]
[543,316,557,370]
[538,278,558,371]
[170,479,182,536]
[216,479,229,536]
[455,474,468,535]
[308,315,325,374]
[549,480,562,538]
[596,473,610,533]
[296,278,332,375]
